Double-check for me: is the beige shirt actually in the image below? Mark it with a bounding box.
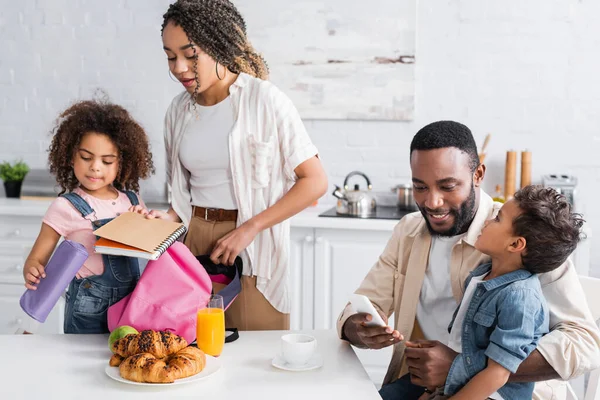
[165,73,318,313]
[337,190,600,399]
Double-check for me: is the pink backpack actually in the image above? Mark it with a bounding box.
[107,242,241,343]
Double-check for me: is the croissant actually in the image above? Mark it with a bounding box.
[118,346,206,383]
[162,346,207,380]
[109,354,124,367]
[111,330,188,359]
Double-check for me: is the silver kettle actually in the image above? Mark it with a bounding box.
[332,171,377,217]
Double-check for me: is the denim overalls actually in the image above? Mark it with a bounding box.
[62,191,141,334]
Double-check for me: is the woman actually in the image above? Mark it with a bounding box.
[133,0,327,331]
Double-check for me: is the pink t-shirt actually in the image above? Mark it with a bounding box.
[43,187,145,278]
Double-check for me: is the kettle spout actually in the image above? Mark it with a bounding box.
[332,185,347,200]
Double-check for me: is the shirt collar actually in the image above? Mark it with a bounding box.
[462,190,495,246]
[470,262,534,291]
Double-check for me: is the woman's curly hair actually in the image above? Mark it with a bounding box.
[47,97,155,194]
[513,185,585,274]
[161,0,269,96]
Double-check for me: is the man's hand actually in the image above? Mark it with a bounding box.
[342,311,403,349]
[405,340,458,388]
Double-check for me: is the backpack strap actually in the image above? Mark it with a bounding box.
[61,192,95,220]
[195,255,242,311]
[122,190,140,207]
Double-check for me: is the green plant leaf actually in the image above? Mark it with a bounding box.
[0,160,30,182]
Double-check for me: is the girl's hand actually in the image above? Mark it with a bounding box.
[23,260,46,290]
[128,205,172,221]
[210,222,259,265]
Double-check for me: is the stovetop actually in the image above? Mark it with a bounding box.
[318,206,412,220]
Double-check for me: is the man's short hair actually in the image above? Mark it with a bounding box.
[513,185,584,274]
[410,121,480,173]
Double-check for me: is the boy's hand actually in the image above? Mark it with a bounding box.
[23,260,46,290]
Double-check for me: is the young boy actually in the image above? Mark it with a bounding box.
[420,185,584,400]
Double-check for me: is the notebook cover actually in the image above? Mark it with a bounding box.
[93,212,184,253]
[95,237,150,254]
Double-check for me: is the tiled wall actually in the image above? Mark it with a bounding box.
[1,0,599,275]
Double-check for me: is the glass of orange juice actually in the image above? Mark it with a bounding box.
[196,294,225,357]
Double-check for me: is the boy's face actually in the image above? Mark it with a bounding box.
[475,199,523,256]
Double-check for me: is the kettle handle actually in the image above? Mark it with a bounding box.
[343,171,372,190]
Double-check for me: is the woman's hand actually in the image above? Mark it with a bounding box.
[128,205,174,221]
[23,259,46,290]
[210,222,259,265]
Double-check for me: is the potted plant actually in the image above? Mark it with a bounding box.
[0,160,30,198]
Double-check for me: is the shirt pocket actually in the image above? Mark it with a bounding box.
[249,134,274,189]
[472,309,495,348]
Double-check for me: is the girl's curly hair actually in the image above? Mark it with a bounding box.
[161,0,269,97]
[48,97,155,194]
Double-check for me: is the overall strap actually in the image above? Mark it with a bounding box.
[61,192,95,219]
[122,190,140,207]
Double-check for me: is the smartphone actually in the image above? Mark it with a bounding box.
[350,294,387,327]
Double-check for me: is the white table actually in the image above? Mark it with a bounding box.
[0,330,382,399]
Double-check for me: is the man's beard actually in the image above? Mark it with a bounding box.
[419,184,477,237]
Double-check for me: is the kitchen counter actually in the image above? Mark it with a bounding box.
[0,198,402,232]
[0,330,381,399]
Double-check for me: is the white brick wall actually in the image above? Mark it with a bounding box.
[1,0,599,275]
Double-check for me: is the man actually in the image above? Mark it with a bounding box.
[337,121,600,400]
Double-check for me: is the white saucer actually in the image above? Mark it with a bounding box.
[105,355,221,386]
[271,354,323,372]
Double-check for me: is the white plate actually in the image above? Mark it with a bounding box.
[105,355,221,386]
[271,353,323,372]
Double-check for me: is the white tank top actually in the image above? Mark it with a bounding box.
[179,97,237,210]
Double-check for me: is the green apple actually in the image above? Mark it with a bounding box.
[108,326,139,353]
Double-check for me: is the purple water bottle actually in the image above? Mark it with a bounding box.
[20,240,88,323]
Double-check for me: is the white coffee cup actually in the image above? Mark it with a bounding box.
[280,333,317,366]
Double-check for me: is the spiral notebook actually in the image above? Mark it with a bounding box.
[93,212,187,260]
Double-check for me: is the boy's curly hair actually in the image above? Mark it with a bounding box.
[48,97,155,194]
[513,185,584,274]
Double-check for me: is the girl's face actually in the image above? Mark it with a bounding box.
[162,21,222,97]
[73,132,119,197]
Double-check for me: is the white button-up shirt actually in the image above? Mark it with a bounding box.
[164,73,318,313]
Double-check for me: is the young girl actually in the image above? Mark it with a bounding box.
[131,0,328,331]
[22,98,155,334]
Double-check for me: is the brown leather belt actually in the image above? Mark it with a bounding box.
[193,206,238,222]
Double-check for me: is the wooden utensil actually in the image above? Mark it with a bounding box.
[479,133,491,164]
[520,150,532,188]
[504,150,517,200]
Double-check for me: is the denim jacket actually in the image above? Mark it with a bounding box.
[444,263,549,399]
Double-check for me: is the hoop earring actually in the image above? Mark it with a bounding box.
[215,61,224,80]
[168,70,179,83]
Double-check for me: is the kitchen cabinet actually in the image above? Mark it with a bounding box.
[290,226,394,385]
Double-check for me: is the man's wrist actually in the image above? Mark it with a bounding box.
[341,318,368,349]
